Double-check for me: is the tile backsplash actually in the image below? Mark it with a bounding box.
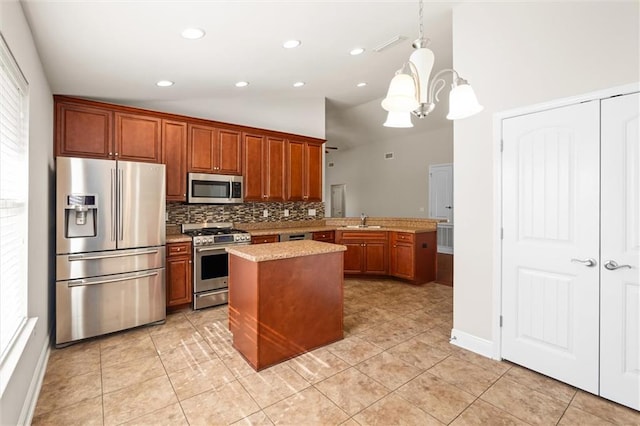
[167,201,325,225]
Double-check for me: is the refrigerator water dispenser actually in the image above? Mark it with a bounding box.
[65,195,97,238]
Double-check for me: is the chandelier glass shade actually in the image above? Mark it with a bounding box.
[381,0,483,127]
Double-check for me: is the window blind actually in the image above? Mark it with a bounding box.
[0,33,29,363]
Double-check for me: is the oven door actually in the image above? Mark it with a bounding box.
[194,246,229,293]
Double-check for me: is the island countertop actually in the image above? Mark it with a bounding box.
[226,240,346,262]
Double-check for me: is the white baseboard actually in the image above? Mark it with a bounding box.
[450,328,496,360]
[19,334,50,425]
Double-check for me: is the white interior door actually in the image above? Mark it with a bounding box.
[429,164,453,222]
[331,184,346,217]
[600,92,640,410]
[501,101,601,393]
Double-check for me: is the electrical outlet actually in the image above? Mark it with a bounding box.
[308,208,316,216]
[263,209,269,218]
[284,209,290,217]
[165,212,169,221]
[419,207,425,212]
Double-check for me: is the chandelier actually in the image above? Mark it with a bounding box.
[381,0,483,128]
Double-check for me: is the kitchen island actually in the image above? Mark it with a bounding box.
[226,240,346,371]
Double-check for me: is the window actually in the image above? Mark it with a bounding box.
[0,33,29,365]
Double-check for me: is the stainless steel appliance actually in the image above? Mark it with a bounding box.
[280,232,312,241]
[187,173,243,204]
[182,222,251,310]
[56,157,166,347]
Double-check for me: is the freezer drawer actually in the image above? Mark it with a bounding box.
[56,246,165,281]
[56,268,166,346]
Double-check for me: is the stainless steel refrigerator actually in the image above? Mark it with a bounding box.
[55,157,166,346]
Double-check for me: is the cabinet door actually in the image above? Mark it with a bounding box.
[243,134,265,201]
[163,120,188,201]
[342,243,364,273]
[304,142,323,201]
[217,129,242,175]
[390,242,414,280]
[188,124,216,172]
[166,255,192,307]
[286,140,305,201]
[265,137,286,201]
[115,113,162,163]
[364,242,388,274]
[55,101,113,159]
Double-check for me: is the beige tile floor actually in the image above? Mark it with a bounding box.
[33,278,640,425]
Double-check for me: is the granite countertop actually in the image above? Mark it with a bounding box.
[226,240,346,262]
[166,233,192,243]
[244,225,436,236]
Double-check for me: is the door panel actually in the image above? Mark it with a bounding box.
[429,164,453,222]
[502,101,600,392]
[600,92,640,410]
[118,161,166,249]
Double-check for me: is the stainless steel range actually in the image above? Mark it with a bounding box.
[182,222,251,310]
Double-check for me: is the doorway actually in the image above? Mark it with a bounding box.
[330,184,346,217]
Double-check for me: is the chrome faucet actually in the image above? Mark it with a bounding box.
[360,213,367,227]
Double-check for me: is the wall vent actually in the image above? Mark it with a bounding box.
[384,152,394,160]
[437,223,454,254]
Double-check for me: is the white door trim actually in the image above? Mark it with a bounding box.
[491,82,640,361]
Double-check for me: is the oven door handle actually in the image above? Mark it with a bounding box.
[195,247,229,254]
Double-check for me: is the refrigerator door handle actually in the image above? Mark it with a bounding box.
[67,249,160,261]
[111,168,117,242]
[118,168,124,241]
[67,271,159,287]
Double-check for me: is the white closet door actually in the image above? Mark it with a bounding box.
[429,164,453,222]
[600,92,640,410]
[502,101,600,392]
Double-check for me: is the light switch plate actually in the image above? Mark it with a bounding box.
[284,209,290,217]
[263,209,269,217]
[308,208,316,216]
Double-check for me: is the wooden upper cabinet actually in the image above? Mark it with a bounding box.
[188,124,242,175]
[242,134,264,201]
[286,139,323,202]
[162,120,188,202]
[55,100,113,159]
[242,134,286,202]
[114,112,162,163]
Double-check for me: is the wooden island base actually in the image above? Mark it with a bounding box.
[227,241,346,371]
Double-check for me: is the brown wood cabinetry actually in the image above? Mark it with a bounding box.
[286,139,323,202]
[114,112,162,163]
[166,242,192,309]
[162,120,188,201]
[251,234,280,244]
[336,231,388,275]
[389,231,437,284]
[188,124,242,175]
[55,99,113,159]
[436,253,453,286]
[312,231,335,243]
[243,134,286,202]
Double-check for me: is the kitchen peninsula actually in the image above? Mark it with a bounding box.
[226,240,346,371]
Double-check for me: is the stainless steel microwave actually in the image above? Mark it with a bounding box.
[187,173,243,204]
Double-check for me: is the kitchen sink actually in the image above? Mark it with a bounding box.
[342,225,382,229]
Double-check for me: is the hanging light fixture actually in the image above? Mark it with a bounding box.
[382,0,483,127]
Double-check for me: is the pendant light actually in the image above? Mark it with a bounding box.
[381,0,483,127]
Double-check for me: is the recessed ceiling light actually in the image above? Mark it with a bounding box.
[283,40,301,49]
[181,28,205,40]
[235,81,249,88]
[356,82,367,87]
[350,47,365,56]
[156,80,174,87]
[293,81,305,88]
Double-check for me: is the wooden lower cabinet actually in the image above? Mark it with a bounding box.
[436,253,453,286]
[166,242,192,309]
[251,234,279,244]
[389,231,437,284]
[336,231,388,275]
[312,231,335,243]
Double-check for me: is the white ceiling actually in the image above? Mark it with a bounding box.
[21,0,456,144]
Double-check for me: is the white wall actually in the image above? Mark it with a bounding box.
[130,96,326,139]
[0,1,54,424]
[325,119,452,218]
[452,2,639,344]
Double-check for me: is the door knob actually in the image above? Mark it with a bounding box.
[445,205,452,209]
[604,260,632,271]
[571,258,597,267]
